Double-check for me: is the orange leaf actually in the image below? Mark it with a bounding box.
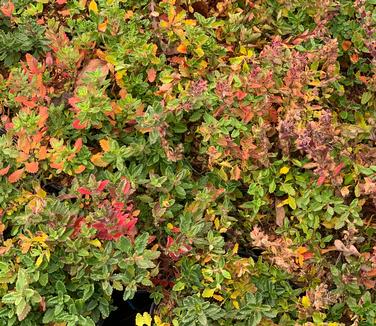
[25,162,39,173]
[37,146,48,160]
[99,139,110,152]
[147,68,157,83]
[74,165,86,174]
[177,43,187,54]
[8,168,24,183]
[25,54,41,74]
[90,153,109,167]
[98,19,108,32]
[350,53,359,63]
[50,162,64,170]
[1,1,14,17]
[366,269,376,278]
[342,40,352,51]
[0,165,10,176]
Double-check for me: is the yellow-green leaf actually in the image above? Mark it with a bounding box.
[202,288,215,298]
[287,196,296,210]
[35,255,44,267]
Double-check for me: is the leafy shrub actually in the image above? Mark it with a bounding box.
[0,0,375,325]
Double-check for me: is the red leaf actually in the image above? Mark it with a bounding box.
[122,180,131,195]
[0,165,10,176]
[235,91,247,101]
[166,236,174,248]
[56,0,67,4]
[25,161,39,173]
[1,1,14,17]
[68,97,80,112]
[317,174,326,186]
[73,138,83,152]
[97,180,110,191]
[8,168,24,183]
[333,162,345,176]
[78,187,91,195]
[147,68,157,83]
[72,119,87,129]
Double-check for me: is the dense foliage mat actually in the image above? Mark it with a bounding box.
[0,0,375,325]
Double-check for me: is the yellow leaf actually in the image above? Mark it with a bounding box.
[232,243,239,255]
[88,0,98,13]
[167,223,174,230]
[35,254,44,267]
[89,239,102,248]
[184,19,196,26]
[302,296,311,308]
[232,300,240,309]
[135,312,152,326]
[279,166,290,174]
[214,218,220,230]
[160,20,169,28]
[277,198,289,207]
[35,186,47,198]
[202,288,215,298]
[195,47,204,58]
[33,233,48,243]
[230,290,240,299]
[213,294,224,301]
[154,315,169,326]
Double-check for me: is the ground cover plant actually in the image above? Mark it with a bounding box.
[0,0,375,325]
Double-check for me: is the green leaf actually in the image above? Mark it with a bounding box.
[172,281,185,292]
[361,92,372,105]
[135,233,149,254]
[222,270,231,280]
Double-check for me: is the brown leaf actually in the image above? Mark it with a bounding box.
[275,199,285,227]
[340,186,350,197]
[334,240,360,257]
[75,59,109,88]
[302,162,318,169]
[147,68,157,83]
